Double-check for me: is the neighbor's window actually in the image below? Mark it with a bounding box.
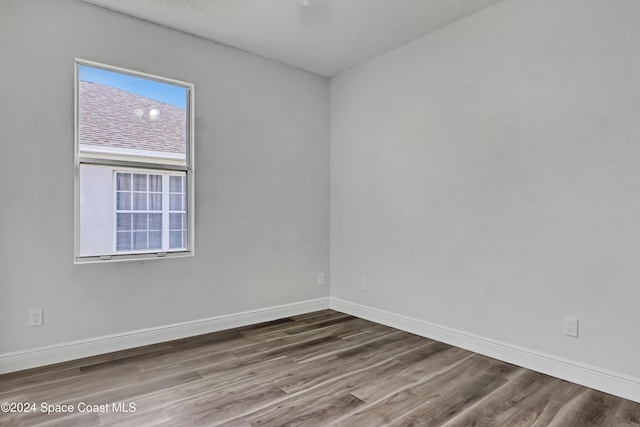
[75,60,193,262]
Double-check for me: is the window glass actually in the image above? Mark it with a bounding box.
[78,64,188,166]
[76,61,193,261]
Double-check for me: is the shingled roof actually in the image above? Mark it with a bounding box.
[79,81,186,156]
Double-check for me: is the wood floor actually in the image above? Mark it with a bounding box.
[1,310,639,426]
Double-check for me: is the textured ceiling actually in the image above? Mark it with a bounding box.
[81,0,504,77]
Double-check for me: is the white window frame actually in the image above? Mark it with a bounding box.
[74,59,195,263]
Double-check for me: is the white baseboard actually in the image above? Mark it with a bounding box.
[0,297,330,375]
[330,297,640,404]
[4,296,638,404]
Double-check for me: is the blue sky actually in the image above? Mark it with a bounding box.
[79,65,187,109]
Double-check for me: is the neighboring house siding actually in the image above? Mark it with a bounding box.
[79,164,115,256]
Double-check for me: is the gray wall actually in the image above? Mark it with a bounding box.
[330,0,640,378]
[0,0,329,353]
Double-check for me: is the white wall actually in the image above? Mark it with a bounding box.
[0,0,329,354]
[331,0,640,380]
[79,164,115,256]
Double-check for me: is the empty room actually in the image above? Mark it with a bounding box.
[1,0,639,425]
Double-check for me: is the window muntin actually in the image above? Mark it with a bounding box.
[115,172,163,252]
[169,175,186,250]
[75,59,193,262]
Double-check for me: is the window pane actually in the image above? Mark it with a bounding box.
[133,192,147,210]
[169,213,184,230]
[133,174,147,191]
[149,175,162,192]
[116,232,131,250]
[77,62,193,259]
[133,213,147,230]
[116,173,131,191]
[170,194,183,211]
[170,230,184,249]
[149,231,162,249]
[170,175,183,193]
[149,213,162,230]
[117,192,131,210]
[78,64,188,166]
[116,213,131,231]
[149,193,162,210]
[133,231,147,250]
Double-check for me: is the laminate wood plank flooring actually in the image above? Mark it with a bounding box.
[1,310,638,426]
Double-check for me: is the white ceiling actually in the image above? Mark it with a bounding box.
[81,0,504,77]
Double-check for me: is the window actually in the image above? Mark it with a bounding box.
[75,60,194,262]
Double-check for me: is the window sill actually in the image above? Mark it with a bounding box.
[74,250,193,264]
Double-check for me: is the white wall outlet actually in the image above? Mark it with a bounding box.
[317,273,325,286]
[361,278,368,291]
[564,316,578,337]
[29,308,43,327]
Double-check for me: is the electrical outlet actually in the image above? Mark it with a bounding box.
[361,278,368,291]
[564,316,578,337]
[29,308,43,327]
[317,273,325,286]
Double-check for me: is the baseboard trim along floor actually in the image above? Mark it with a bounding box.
[0,297,330,375]
[3,296,638,404]
[329,297,640,404]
